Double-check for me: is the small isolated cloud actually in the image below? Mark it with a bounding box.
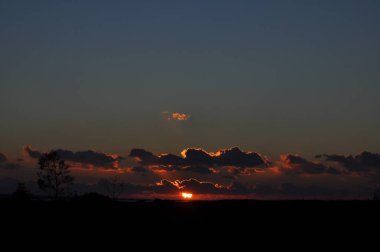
[162,111,191,121]
[0,152,7,163]
[23,145,122,169]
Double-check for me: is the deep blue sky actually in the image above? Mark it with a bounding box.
[1,0,380,159]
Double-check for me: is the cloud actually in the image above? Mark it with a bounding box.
[181,148,214,165]
[129,149,160,165]
[148,178,252,195]
[150,178,228,194]
[23,146,122,168]
[159,153,186,166]
[278,154,341,175]
[215,147,270,167]
[183,166,215,174]
[129,147,270,169]
[0,152,7,163]
[150,179,180,194]
[131,166,149,173]
[318,152,380,173]
[162,112,191,121]
[23,146,42,159]
[181,147,271,168]
[150,165,182,172]
[177,179,227,194]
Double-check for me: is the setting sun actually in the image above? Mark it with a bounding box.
[181,192,193,199]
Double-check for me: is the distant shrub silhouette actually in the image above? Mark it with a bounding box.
[37,151,74,199]
[12,183,31,201]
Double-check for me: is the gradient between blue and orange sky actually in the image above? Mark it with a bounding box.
[1,0,379,159]
[1,1,380,199]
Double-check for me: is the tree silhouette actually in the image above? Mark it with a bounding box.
[37,151,74,199]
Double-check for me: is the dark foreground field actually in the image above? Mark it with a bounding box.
[2,197,380,245]
[2,198,380,228]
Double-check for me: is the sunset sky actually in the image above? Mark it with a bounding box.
[1,1,380,199]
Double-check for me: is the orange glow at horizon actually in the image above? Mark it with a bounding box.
[181,192,193,199]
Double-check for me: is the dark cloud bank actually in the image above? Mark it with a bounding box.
[23,146,122,169]
[317,152,380,173]
[22,146,380,176]
[129,147,270,167]
[130,147,380,176]
[129,147,270,175]
[279,154,342,175]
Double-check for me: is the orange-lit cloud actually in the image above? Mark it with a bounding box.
[152,178,241,195]
[130,147,270,170]
[162,111,191,121]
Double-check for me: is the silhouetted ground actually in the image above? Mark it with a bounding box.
[2,198,380,227]
[2,197,380,246]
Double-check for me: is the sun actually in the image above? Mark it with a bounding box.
[181,192,193,199]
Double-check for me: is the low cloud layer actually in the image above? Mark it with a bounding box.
[278,154,341,175]
[1,146,379,199]
[318,152,380,173]
[23,146,122,168]
[129,147,270,169]
[152,179,229,194]
[147,178,256,196]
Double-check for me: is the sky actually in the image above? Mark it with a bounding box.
[1,0,380,199]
